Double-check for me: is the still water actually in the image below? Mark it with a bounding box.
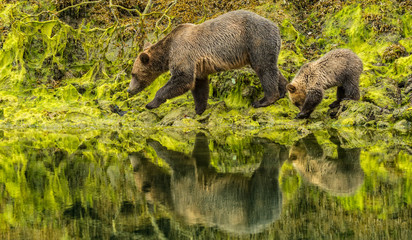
[0,128,411,239]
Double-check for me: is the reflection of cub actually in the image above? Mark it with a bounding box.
[130,133,288,235]
[289,132,364,196]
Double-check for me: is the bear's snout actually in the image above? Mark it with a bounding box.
[128,77,142,97]
[127,88,139,97]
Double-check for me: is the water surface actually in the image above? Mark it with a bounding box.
[0,128,411,239]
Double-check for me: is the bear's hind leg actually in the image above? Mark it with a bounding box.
[342,83,360,101]
[252,67,280,108]
[191,77,209,115]
[278,71,288,99]
[328,83,360,110]
[329,86,345,108]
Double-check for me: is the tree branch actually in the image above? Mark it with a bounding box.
[54,0,104,15]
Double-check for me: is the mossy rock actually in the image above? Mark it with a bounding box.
[393,119,410,131]
[210,69,261,108]
[158,106,196,126]
[404,75,412,104]
[382,43,408,63]
[361,77,401,109]
[136,111,160,124]
[392,105,412,122]
[335,100,384,126]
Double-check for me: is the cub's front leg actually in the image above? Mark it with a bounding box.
[295,89,323,119]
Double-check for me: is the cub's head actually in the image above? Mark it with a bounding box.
[287,64,312,109]
[128,44,165,96]
[286,83,306,110]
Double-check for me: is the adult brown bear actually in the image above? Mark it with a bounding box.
[128,10,287,115]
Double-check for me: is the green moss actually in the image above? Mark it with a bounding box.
[393,106,412,122]
[280,162,301,200]
[335,100,385,126]
[362,85,398,109]
[0,0,411,130]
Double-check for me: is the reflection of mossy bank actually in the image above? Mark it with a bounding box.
[0,128,411,239]
[0,0,411,129]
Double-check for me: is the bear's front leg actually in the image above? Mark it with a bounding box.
[296,89,323,119]
[146,71,195,110]
[146,98,166,109]
[252,67,284,108]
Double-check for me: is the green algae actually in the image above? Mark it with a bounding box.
[0,0,411,131]
[0,126,411,238]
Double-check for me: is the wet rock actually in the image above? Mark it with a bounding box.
[158,107,196,126]
[392,105,412,122]
[251,108,278,126]
[137,111,160,124]
[205,102,229,128]
[335,101,384,126]
[172,118,202,128]
[382,43,408,63]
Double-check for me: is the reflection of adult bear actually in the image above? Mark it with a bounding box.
[127,10,287,115]
[129,133,288,235]
[289,132,364,196]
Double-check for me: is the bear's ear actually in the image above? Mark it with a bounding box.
[143,42,152,50]
[139,53,150,65]
[287,84,296,93]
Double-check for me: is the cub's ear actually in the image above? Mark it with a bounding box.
[139,53,150,65]
[287,84,296,93]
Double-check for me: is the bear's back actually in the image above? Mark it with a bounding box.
[314,49,363,74]
[308,49,363,88]
[168,10,281,74]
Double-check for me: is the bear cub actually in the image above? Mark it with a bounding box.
[128,10,287,115]
[287,49,363,119]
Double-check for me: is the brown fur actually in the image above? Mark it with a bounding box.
[130,134,288,234]
[289,133,364,196]
[287,49,363,119]
[128,10,287,115]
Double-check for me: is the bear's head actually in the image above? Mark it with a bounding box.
[286,64,312,110]
[128,44,166,96]
[286,83,306,110]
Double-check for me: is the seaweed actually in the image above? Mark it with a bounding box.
[0,0,411,130]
